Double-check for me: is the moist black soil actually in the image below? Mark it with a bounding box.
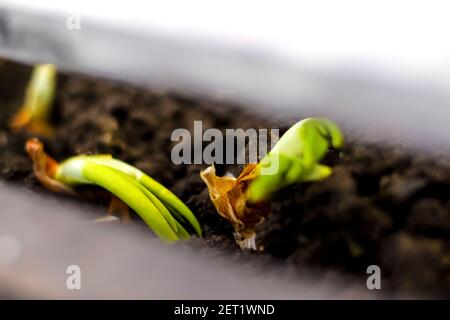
[1,60,449,298]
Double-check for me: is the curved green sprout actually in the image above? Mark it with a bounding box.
[247,117,344,203]
[26,138,201,242]
[57,155,201,240]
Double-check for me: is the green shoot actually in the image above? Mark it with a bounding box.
[10,64,57,136]
[200,117,343,250]
[247,117,344,202]
[26,138,201,242]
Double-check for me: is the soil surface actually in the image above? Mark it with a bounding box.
[1,60,449,298]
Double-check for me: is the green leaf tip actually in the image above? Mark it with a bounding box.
[247,117,344,203]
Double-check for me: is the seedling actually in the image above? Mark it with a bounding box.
[10,64,57,136]
[26,138,202,242]
[247,117,344,202]
[201,117,343,249]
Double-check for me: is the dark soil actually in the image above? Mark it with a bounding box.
[1,60,449,298]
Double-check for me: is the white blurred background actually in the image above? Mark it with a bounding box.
[6,0,450,88]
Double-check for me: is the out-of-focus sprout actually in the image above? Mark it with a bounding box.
[10,64,56,136]
[26,138,202,242]
[201,117,344,250]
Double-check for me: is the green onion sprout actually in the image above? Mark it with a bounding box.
[247,117,344,202]
[26,138,201,242]
[201,117,343,249]
[10,64,57,136]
